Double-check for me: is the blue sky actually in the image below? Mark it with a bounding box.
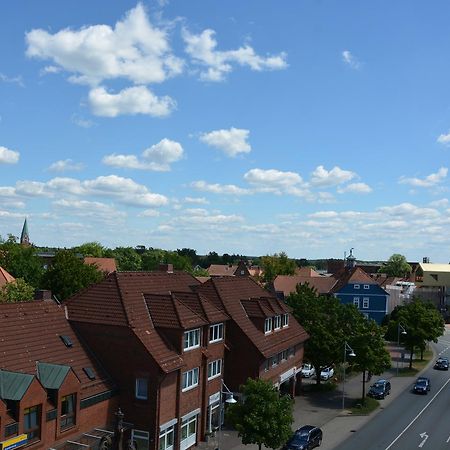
[1,1,450,261]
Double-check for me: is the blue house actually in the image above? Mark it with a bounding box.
[332,266,389,324]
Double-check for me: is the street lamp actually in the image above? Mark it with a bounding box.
[216,380,237,450]
[396,323,407,376]
[342,341,356,410]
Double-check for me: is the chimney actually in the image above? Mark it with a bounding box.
[423,257,430,264]
[159,263,174,273]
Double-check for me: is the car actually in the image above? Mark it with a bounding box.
[413,377,430,394]
[283,425,323,450]
[319,367,334,381]
[434,357,449,370]
[301,363,316,378]
[367,379,391,399]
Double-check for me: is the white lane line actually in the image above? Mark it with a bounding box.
[446,435,450,443]
[384,376,450,450]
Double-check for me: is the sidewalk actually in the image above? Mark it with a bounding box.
[199,342,434,450]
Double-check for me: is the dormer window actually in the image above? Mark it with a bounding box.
[281,313,289,327]
[264,318,272,334]
[61,394,76,430]
[184,329,201,351]
[209,323,224,343]
[363,284,370,290]
[354,284,360,289]
[274,315,281,330]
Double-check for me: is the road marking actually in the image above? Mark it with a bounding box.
[446,435,450,443]
[419,432,428,448]
[384,376,450,450]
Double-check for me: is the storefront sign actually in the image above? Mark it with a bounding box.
[1,434,28,450]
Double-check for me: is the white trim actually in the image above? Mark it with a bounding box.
[182,368,199,392]
[181,408,201,422]
[183,329,201,351]
[160,418,178,431]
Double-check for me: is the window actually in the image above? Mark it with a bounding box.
[159,426,174,450]
[263,360,269,372]
[132,429,150,450]
[288,347,295,358]
[364,284,370,290]
[59,335,73,348]
[181,415,197,450]
[24,405,41,443]
[274,315,281,330]
[264,318,272,334]
[271,356,278,368]
[83,367,96,380]
[182,368,199,391]
[354,284,360,289]
[60,394,76,430]
[281,313,289,327]
[208,360,222,380]
[281,350,288,362]
[431,274,438,281]
[209,323,224,343]
[353,297,360,308]
[135,378,148,400]
[183,329,200,351]
[363,298,369,309]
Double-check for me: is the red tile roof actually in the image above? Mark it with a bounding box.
[207,264,237,276]
[295,267,322,277]
[67,271,202,373]
[0,266,15,288]
[273,275,337,296]
[0,300,114,399]
[331,267,376,293]
[84,257,117,274]
[197,277,308,358]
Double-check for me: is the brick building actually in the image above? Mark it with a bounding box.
[0,300,117,450]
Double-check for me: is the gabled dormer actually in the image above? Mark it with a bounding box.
[241,298,290,335]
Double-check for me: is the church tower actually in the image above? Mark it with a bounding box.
[20,218,30,246]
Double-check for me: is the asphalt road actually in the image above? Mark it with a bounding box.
[334,330,450,450]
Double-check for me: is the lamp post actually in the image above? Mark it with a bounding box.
[342,341,356,410]
[396,323,407,376]
[216,380,237,450]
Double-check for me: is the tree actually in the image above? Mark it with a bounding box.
[112,247,142,271]
[287,284,345,384]
[396,298,444,368]
[0,241,44,288]
[73,242,106,257]
[42,250,103,301]
[227,378,293,450]
[378,254,412,277]
[261,252,296,283]
[0,278,35,303]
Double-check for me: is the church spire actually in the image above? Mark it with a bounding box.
[20,218,30,246]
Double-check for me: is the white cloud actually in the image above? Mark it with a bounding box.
[199,127,251,157]
[191,180,250,195]
[26,3,183,86]
[310,165,356,187]
[378,202,439,219]
[437,132,450,146]
[184,196,209,205]
[0,146,20,164]
[53,198,126,219]
[138,209,160,217]
[429,198,449,208]
[88,86,176,117]
[399,167,448,188]
[71,114,95,128]
[342,50,361,69]
[103,138,183,171]
[182,28,287,82]
[0,73,24,87]
[48,159,84,172]
[337,182,372,194]
[244,168,302,188]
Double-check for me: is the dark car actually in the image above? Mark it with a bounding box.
[413,377,430,394]
[283,425,323,450]
[434,357,449,370]
[367,379,391,399]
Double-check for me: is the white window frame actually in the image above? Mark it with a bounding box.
[209,323,224,343]
[353,297,360,308]
[354,284,360,289]
[364,284,370,290]
[274,315,281,330]
[264,318,272,334]
[183,329,200,351]
[271,355,278,368]
[281,313,289,327]
[208,359,222,380]
[159,425,175,450]
[288,347,295,358]
[131,430,149,450]
[182,368,199,392]
[180,415,197,450]
[135,378,148,400]
[362,297,369,309]
[281,350,288,362]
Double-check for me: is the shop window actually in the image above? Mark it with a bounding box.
[60,394,76,430]
[24,405,41,443]
[180,415,197,450]
[159,425,174,450]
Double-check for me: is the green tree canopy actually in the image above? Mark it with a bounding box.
[0,278,35,303]
[227,378,293,450]
[261,252,296,283]
[73,242,106,257]
[111,247,142,271]
[141,249,192,271]
[378,254,412,277]
[42,250,104,301]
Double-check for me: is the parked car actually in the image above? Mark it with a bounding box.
[320,366,334,381]
[413,377,430,394]
[434,357,449,370]
[367,379,391,399]
[301,363,316,378]
[283,425,323,450]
